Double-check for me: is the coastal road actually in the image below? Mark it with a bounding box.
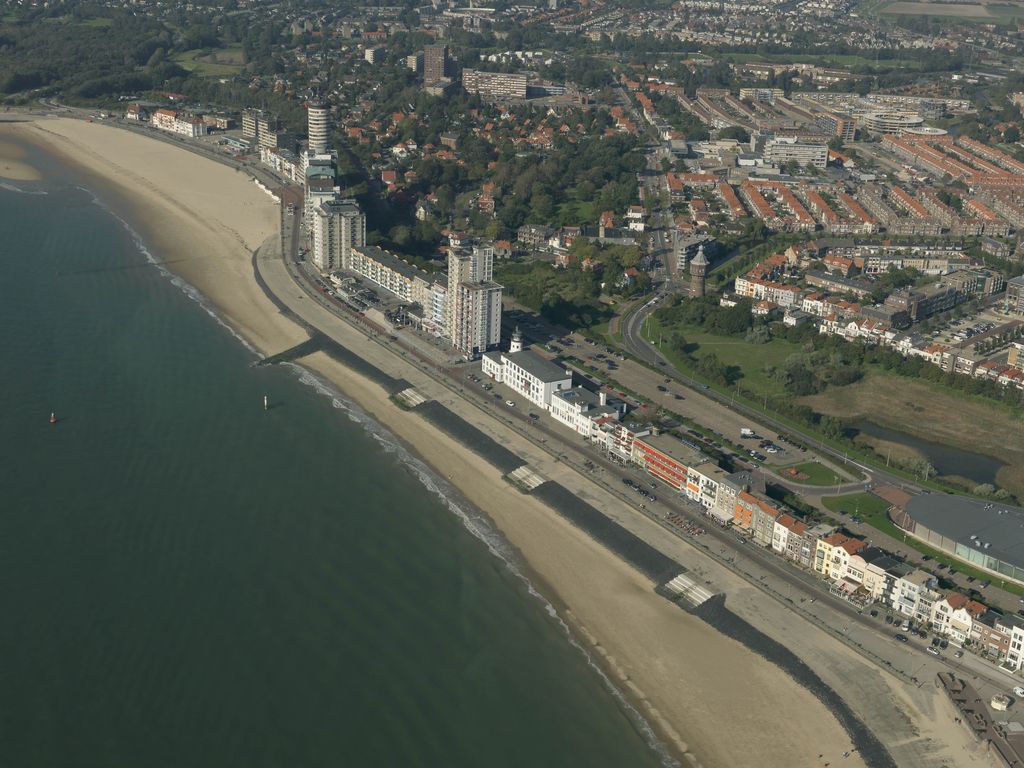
[616,292,926,494]
[266,230,1024,713]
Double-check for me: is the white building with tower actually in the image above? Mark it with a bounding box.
[446,243,502,359]
[482,330,573,410]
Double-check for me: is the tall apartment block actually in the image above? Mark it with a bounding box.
[311,199,366,272]
[306,100,330,154]
[446,244,502,358]
[423,44,450,83]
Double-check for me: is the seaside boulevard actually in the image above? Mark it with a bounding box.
[1,115,991,768]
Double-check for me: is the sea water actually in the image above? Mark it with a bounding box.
[0,179,671,767]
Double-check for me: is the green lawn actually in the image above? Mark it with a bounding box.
[172,47,245,77]
[79,17,113,27]
[785,461,845,486]
[647,317,799,397]
[557,198,597,227]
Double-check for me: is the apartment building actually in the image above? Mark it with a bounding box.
[311,199,365,272]
[462,69,529,100]
[447,244,503,358]
[764,137,828,170]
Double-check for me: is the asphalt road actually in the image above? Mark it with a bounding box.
[617,287,924,495]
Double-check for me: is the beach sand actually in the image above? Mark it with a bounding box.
[2,115,971,768]
[0,137,42,181]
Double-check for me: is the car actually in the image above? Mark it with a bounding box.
[1014,687,1024,698]
[504,400,515,407]
[926,647,940,656]
[700,384,709,390]
[647,495,657,502]
[529,413,539,421]
[622,478,634,486]
[954,650,964,658]
[869,609,878,617]
[895,633,908,642]
[940,639,948,649]
[657,385,668,392]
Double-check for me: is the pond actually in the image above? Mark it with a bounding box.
[854,420,1006,487]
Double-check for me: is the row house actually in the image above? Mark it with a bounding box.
[813,533,865,580]
[750,496,781,547]
[593,422,650,464]
[931,593,987,646]
[733,276,802,308]
[861,551,906,605]
[893,569,941,623]
[772,514,809,563]
[711,470,764,526]
[685,461,730,510]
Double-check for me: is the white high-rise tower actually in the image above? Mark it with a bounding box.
[307,100,330,154]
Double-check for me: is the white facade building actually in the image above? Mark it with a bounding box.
[482,337,572,410]
[307,100,331,154]
[312,199,366,272]
[549,386,622,436]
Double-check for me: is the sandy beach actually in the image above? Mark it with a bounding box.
[0,116,980,768]
[0,136,42,181]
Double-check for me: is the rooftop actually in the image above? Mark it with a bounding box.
[636,433,708,467]
[503,349,572,383]
[905,494,1024,571]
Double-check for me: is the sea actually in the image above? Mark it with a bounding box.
[0,159,673,766]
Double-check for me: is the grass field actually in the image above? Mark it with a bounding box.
[785,461,846,486]
[79,17,113,27]
[864,0,1024,21]
[801,371,1024,498]
[823,491,891,524]
[172,46,245,77]
[647,318,800,397]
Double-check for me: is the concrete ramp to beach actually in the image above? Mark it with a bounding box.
[393,387,427,409]
[506,465,546,492]
[661,573,716,610]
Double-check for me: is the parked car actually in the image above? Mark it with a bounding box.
[504,399,515,407]
[869,609,878,617]
[1014,687,1024,698]
[885,615,894,625]
[926,647,939,656]
[895,633,908,643]
[954,650,964,658]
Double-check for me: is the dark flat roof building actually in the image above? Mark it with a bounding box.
[896,494,1024,585]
